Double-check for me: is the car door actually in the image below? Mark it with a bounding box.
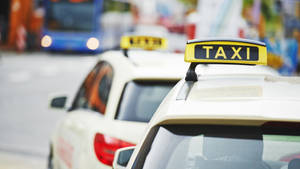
[55,61,113,169]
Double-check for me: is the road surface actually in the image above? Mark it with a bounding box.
[0,51,97,169]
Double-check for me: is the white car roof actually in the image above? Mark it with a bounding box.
[195,64,279,76]
[150,69,300,126]
[99,50,189,80]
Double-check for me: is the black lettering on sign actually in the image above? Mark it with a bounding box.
[129,37,162,48]
[195,45,259,61]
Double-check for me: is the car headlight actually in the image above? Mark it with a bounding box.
[41,35,52,48]
[86,37,99,50]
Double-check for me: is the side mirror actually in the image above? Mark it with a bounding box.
[113,146,135,169]
[49,96,67,109]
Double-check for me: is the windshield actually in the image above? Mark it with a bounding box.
[133,123,300,169]
[115,81,177,123]
[46,0,94,32]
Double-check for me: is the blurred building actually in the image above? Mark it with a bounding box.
[0,0,43,51]
[188,0,300,75]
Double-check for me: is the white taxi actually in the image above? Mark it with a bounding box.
[113,39,300,169]
[48,36,189,169]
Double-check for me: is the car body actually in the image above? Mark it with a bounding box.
[113,39,300,169]
[48,36,189,169]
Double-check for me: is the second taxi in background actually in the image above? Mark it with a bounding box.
[48,36,188,169]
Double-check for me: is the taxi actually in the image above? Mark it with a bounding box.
[47,35,189,169]
[113,39,300,169]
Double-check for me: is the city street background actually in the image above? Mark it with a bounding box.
[0,52,97,168]
[1,0,300,168]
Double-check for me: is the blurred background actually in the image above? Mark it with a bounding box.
[0,0,300,168]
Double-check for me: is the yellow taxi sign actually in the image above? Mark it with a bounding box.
[184,39,267,65]
[120,36,167,50]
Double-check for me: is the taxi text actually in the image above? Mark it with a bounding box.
[195,45,259,61]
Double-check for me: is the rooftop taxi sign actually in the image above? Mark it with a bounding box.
[121,36,167,50]
[184,39,267,65]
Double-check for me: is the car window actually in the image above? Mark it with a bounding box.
[115,81,177,122]
[92,66,113,113]
[133,123,300,169]
[98,74,111,105]
[71,62,113,114]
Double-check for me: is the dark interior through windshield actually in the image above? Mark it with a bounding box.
[115,81,177,123]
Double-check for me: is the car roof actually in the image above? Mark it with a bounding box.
[99,50,189,80]
[150,69,300,126]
